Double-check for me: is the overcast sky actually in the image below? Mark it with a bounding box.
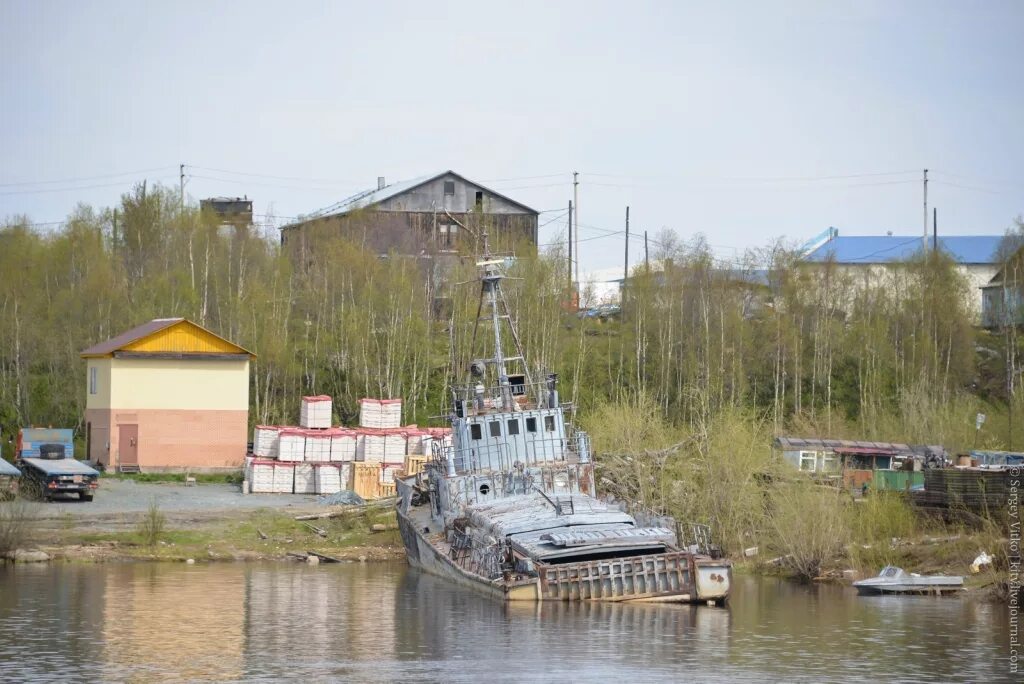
[1,1,1021,272]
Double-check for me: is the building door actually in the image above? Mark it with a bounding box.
[119,424,139,466]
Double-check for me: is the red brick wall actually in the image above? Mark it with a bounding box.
[86,408,247,469]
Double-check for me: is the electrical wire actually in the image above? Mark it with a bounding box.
[0,166,177,188]
[538,210,569,228]
[930,180,1004,195]
[188,174,350,193]
[481,173,566,183]
[0,176,177,196]
[186,165,363,186]
[583,169,921,183]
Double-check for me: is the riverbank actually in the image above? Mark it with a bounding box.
[2,479,1009,603]
[30,504,405,563]
[4,479,405,563]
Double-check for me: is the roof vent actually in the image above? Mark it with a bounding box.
[377,176,386,190]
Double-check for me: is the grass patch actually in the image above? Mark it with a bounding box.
[102,471,243,485]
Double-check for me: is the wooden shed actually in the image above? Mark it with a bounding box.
[81,318,254,472]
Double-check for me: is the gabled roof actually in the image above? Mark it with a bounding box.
[81,318,254,358]
[803,235,1003,265]
[285,170,539,226]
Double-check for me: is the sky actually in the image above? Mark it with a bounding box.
[1,1,1022,273]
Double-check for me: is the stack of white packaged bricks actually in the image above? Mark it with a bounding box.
[304,429,333,462]
[330,430,357,461]
[383,430,408,461]
[252,426,281,458]
[314,463,343,494]
[272,463,295,493]
[337,462,352,490]
[359,429,386,463]
[380,462,404,484]
[300,395,333,429]
[250,461,275,493]
[294,463,316,494]
[358,398,402,428]
[278,429,306,462]
[404,429,430,455]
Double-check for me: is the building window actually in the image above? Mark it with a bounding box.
[470,423,482,440]
[444,181,455,196]
[89,366,98,395]
[489,421,501,438]
[507,419,520,436]
[474,191,483,209]
[439,222,458,246]
[799,451,817,472]
[526,417,537,433]
[544,415,555,432]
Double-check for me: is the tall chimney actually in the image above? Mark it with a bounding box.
[377,176,386,190]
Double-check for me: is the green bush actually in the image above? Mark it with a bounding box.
[137,500,165,546]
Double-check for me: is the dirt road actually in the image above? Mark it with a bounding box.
[33,479,319,520]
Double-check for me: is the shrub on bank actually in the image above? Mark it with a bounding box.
[0,498,37,557]
[767,482,849,581]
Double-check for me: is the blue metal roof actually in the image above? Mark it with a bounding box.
[803,235,1003,265]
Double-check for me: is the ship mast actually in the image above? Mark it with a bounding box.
[468,230,533,410]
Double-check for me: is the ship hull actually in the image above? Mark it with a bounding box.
[396,490,731,604]
[397,503,540,600]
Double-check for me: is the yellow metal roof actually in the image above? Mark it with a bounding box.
[81,318,255,358]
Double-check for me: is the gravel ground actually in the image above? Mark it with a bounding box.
[35,479,321,518]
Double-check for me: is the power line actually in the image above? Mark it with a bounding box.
[583,169,921,183]
[0,176,176,196]
[186,165,364,186]
[931,170,1021,187]
[0,165,176,188]
[538,210,569,228]
[188,174,350,193]
[481,173,566,183]
[933,179,1003,194]
[489,181,569,192]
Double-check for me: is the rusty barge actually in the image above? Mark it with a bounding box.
[395,240,731,604]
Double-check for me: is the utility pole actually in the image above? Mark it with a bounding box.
[179,164,185,211]
[624,206,630,283]
[567,200,573,289]
[644,230,650,272]
[573,171,579,286]
[923,168,929,250]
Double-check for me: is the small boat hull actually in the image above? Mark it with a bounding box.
[853,566,964,596]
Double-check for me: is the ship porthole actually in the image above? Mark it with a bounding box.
[479,483,491,495]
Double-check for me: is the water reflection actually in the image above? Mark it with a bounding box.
[0,563,1012,682]
[100,564,245,681]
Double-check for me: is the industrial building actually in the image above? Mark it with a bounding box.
[801,228,1003,319]
[280,170,539,260]
[81,317,254,472]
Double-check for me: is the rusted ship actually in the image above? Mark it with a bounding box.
[395,239,731,604]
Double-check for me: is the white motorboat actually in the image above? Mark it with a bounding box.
[853,565,964,595]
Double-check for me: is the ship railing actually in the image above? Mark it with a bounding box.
[436,433,591,475]
[450,379,554,414]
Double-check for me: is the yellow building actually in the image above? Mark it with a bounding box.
[81,317,254,472]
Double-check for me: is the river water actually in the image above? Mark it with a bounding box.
[0,562,1012,682]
